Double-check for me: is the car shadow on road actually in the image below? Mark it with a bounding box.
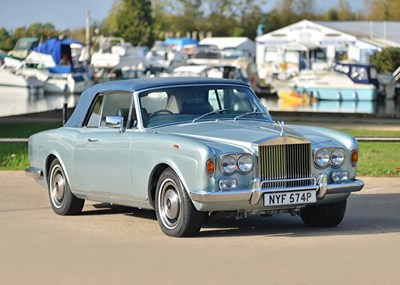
[199,193,400,238]
[83,202,157,220]
[80,194,400,238]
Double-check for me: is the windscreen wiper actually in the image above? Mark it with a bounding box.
[192,109,228,123]
[233,111,269,122]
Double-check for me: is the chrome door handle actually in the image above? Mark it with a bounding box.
[88,138,99,142]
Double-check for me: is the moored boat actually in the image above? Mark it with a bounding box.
[15,37,93,94]
[0,66,43,89]
[291,62,380,101]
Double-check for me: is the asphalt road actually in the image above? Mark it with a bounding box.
[1,171,399,285]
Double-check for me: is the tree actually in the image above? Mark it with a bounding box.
[263,0,316,33]
[104,0,154,47]
[240,5,265,38]
[25,22,58,39]
[293,0,315,19]
[364,0,400,21]
[369,48,400,73]
[0,27,13,51]
[337,0,354,20]
[176,0,203,32]
[150,0,269,39]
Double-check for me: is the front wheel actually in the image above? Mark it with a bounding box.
[155,168,204,237]
[48,159,84,215]
[300,199,347,227]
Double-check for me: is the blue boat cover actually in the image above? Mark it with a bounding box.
[48,66,73,74]
[164,37,199,48]
[35,37,82,65]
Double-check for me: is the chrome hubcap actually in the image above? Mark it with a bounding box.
[50,165,65,208]
[164,189,179,220]
[158,178,181,229]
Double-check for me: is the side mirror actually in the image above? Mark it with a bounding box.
[105,115,125,133]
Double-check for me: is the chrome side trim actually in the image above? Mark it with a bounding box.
[25,167,44,180]
[189,178,364,205]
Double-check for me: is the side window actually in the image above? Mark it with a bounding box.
[87,95,104,127]
[86,92,133,128]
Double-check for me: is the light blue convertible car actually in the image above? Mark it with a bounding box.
[25,77,364,237]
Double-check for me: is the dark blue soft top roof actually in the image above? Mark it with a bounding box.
[65,77,250,128]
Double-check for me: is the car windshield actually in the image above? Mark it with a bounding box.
[138,84,272,128]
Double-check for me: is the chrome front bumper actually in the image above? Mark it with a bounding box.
[190,177,364,206]
[24,167,44,180]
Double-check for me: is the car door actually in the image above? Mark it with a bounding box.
[73,91,135,198]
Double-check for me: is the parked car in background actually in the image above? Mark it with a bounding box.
[25,77,364,237]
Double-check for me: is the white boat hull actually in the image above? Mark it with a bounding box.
[0,69,43,88]
[292,71,378,101]
[44,73,93,94]
[296,85,377,101]
[15,67,92,94]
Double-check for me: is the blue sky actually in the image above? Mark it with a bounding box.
[1,0,365,31]
[0,0,114,31]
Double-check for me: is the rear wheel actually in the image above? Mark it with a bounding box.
[155,168,204,237]
[48,159,84,215]
[300,199,347,227]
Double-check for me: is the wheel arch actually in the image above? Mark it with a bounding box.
[148,163,170,208]
[147,162,189,208]
[46,154,58,183]
[45,153,70,186]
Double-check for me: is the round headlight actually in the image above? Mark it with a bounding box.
[315,149,330,168]
[331,149,345,166]
[237,155,253,173]
[220,155,237,174]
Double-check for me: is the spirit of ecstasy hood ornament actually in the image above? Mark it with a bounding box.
[278,121,285,137]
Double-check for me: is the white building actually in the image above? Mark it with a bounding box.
[256,20,400,81]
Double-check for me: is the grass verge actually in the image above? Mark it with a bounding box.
[0,122,61,170]
[358,142,400,176]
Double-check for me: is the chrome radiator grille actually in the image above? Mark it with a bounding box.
[258,138,313,189]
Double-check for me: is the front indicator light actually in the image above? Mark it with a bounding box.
[351,150,359,167]
[206,159,215,176]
